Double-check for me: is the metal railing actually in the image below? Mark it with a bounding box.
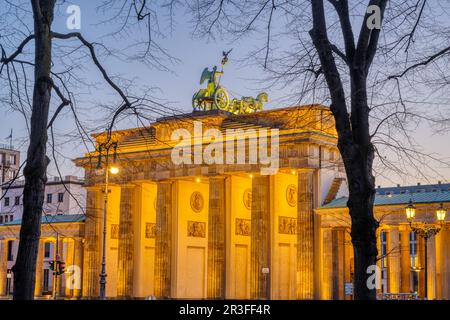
[0,143,14,150]
[381,293,420,300]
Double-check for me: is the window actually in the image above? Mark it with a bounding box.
[4,216,8,223]
[0,216,3,224]
[411,270,419,293]
[14,196,20,205]
[43,269,50,292]
[58,193,64,203]
[47,193,52,204]
[409,232,417,256]
[44,242,51,258]
[4,197,9,206]
[380,231,388,293]
[9,215,13,222]
[7,240,13,261]
[380,231,387,266]
[409,231,419,293]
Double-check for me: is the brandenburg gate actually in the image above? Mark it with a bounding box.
[74,105,345,299]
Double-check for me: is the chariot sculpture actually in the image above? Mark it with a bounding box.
[192,50,268,114]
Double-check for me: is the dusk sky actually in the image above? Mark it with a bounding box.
[1,0,449,187]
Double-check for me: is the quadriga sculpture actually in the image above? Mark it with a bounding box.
[230,92,268,114]
[192,50,268,114]
[193,50,231,112]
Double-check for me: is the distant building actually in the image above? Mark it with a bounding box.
[0,106,449,300]
[0,144,20,185]
[0,175,86,224]
[0,175,86,297]
[318,182,450,300]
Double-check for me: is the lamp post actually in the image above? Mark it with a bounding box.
[97,141,119,300]
[405,200,446,300]
[6,269,12,296]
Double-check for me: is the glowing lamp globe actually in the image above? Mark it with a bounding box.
[109,166,119,175]
[436,203,446,222]
[405,200,416,220]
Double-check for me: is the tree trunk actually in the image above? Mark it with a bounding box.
[346,72,379,300]
[340,121,378,299]
[347,180,378,300]
[12,0,55,300]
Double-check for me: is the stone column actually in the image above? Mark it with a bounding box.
[418,236,425,298]
[154,181,173,298]
[207,177,226,299]
[64,240,74,298]
[332,228,345,300]
[399,227,410,293]
[57,237,65,297]
[0,239,7,296]
[73,238,84,298]
[375,228,382,296]
[82,187,102,298]
[250,175,271,299]
[438,227,450,299]
[34,239,45,297]
[427,237,437,299]
[117,184,136,298]
[321,229,333,300]
[387,227,401,293]
[297,169,315,299]
[344,229,354,300]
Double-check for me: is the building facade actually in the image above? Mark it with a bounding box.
[0,175,86,223]
[318,183,450,300]
[0,176,86,297]
[0,144,20,186]
[0,105,449,299]
[73,105,347,299]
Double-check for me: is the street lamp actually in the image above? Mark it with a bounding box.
[405,199,416,220]
[405,199,446,300]
[436,203,446,222]
[97,141,119,300]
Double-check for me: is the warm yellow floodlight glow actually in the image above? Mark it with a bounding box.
[405,200,416,220]
[436,203,446,222]
[109,166,119,175]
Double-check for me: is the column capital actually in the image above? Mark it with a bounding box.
[128,180,156,186]
[118,182,138,189]
[398,224,411,232]
[155,179,174,184]
[297,168,316,174]
[85,185,103,191]
[207,175,227,181]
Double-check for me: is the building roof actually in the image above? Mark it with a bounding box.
[376,183,450,195]
[321,185,450,209]
[2,214,85,226]
[5,175,84,189]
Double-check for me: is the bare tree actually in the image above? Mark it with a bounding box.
[0,0,179,300]
[1,0,448,301]
[187,0,450,299]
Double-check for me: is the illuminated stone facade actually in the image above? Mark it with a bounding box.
[1,105,448,300]
[318,184,450,300]
[74,105,346,299]
[0,106,450,299]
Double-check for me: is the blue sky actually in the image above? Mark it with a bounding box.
[0,0,449,187]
